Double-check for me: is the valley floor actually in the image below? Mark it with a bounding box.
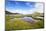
[5,15,44,31]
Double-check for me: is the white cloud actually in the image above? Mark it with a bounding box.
[35,3,43,9]
[34,3,43,13]
[6,8,34,14]
[6,8,23,13]
[22,10,33,14]
[26,2,30,5]
[25,2,33,7]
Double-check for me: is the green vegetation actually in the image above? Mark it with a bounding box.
[14,15,24,18]
[5,12,44,31]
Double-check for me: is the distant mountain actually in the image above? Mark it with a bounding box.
[5,11,20,14]
[5,11,12,14]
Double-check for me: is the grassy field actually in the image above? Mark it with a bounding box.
[5,14,44,31]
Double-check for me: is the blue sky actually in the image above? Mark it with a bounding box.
[6,0,43,14]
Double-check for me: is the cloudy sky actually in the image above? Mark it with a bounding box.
[6,0,43,14]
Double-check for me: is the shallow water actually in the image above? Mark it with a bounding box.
[23,17,34,21]
[10,16,37,23]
